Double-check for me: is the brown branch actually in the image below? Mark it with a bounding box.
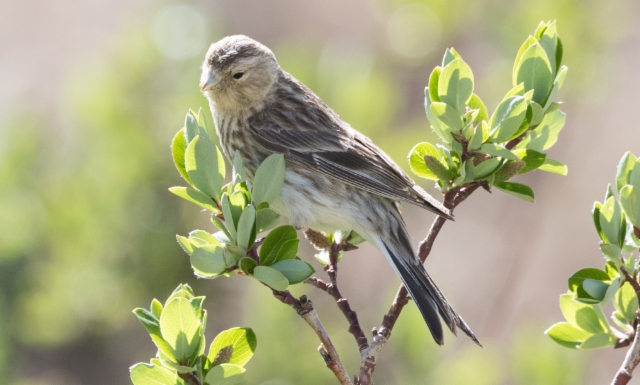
[272,291,353,385]
[622,269,640,308]
[178,372,201,385]
[612,316,640,385]
[304,231,369,351]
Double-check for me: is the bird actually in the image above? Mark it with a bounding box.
[199,35,479,346]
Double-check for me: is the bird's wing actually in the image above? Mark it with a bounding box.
[247,105,451,218]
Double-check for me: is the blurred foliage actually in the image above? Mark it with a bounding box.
[1,0,638,383]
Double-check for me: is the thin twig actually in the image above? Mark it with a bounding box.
[272,291,353,385]
[612,316,640,385]
[304,231,369,351]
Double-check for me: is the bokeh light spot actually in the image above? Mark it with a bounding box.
[152,4,208,61]
[387,3,441,59]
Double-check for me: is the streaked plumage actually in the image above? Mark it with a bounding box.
[200,35,478,345]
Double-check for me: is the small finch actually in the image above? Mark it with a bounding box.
[200,35,478,345]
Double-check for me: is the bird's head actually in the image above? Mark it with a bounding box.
[200,35,280,113]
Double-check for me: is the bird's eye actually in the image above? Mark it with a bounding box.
[233,72,244,79]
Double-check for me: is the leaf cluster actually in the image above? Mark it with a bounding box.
[130,284,257,385]
[170,110,315,291]
[409,21,568,202]
[547,152,640,349]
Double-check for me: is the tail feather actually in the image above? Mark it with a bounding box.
[381,242,481,347]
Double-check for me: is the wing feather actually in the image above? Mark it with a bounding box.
[247,74,452,218]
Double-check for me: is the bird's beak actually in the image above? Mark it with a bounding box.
[200,69,220,92]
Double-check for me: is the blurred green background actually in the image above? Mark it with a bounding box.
[1,0,640,384]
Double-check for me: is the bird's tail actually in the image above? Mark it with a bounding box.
[374,235,481,346]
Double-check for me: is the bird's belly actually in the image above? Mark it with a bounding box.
[271,168,382,236]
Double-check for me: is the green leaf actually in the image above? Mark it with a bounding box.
[424,155,455,182]
[271,259,315,284]
[151,299,164,319]
[473,158,502,180]
[172,129,192,185]
[468,125,483,151]
[544,66,568,109]
[600,244,622,264]
[494,182,534,202]
[512,36,538,84]
[235,206,256,250]
[252,154,286,205]
[442,47,460,67]
[197,107,211,135]
[220,193,236,240]
[255,208,281,233]
[605,262,620,279]
[545,322,591,349]
[529,101,544,126]
[479,143,518,160]
[467,93,488,123]
[211,216,233,243]
[133,308,174,359]
[438,58,474,113]
[568,268,610,295]
[511,149,546,174]
[555,37,564,74]
[593,202,605,241]
[488,96,527,143]
[430,102,462,131]
[578,333,616,350]
[539,21,558,79]
[130,363,181,385]
[560,293,610,335]
[614,282,639,323]
[425,88,452,142]
[253,266,289,290]
[160,298,202,365]
[208,327,257,367]
[582,279,609,303]
[533,21,547,39]
[166,284,195,304]
[538,158,567,175]
[184,112,201,144]
[274,239,299,263]
[408,142,440,180]
[239,257,256,275]
[191,245,228,277]
[428,67,441,103]
[189,230,219,246]
[599,196,623,246]
[514,43,553,105]
[228,189,249,227]
[185,136,226,200]
[169,187,219,212]
[604,277,621,304]
[204,364,246,385]
[519,106,566,152]
[620,185,640,229]
[259,226,298,266]
[617,152,638,192]
[504,83,525,98]
[177,235,195,256]
[232,150,245,181]
[631,161,640,189]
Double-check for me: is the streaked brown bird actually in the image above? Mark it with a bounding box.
[200,35,478,345]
